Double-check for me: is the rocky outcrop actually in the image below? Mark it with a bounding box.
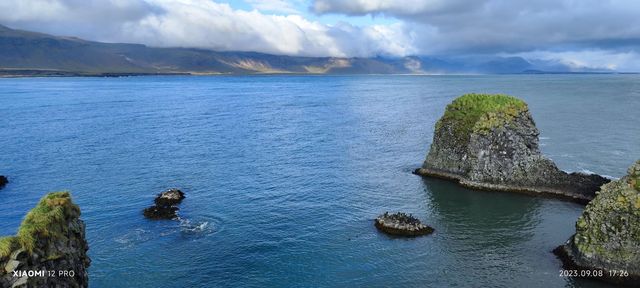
[414,93,609,203]
[0,176,7,189]
[375,212,434,236]
[554,160,640,286]
[0,192,90,288]
[143,189,185,220]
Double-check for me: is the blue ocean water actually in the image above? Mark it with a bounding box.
[0,75,638,287]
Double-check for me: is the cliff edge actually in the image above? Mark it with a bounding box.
[414,93,609,203]
[554,160,640,286]
[0,192,90,287]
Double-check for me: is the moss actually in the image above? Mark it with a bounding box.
[435,93,528,143]
[0,192,80,255]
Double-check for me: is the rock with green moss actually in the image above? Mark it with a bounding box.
[0,192,90,287]
[414,93,609,203]
[554,160,640,285]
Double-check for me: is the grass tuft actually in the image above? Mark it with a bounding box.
[0,236,19,258]
[1,192,80,256]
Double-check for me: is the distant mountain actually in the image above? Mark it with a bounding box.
[0,24,612,76]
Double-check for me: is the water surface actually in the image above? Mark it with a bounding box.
[1,75,638,287]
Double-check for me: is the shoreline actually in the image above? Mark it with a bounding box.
[1,70,638,78]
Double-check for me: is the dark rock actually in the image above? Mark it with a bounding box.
[374,212,434,237]
[143,205,179,220]
[0,192,90,287]
[554,160,640,286]
[415,93,610,203]
[0,176,7,189]
[154,188,185,206]
[143,189,185,220]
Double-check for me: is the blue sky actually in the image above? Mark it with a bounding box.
[1,0,640,71]
[218,0,396,26]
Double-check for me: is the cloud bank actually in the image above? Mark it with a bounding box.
[312,0,640,71]
[1,0,640,70]
[0,0,414,57]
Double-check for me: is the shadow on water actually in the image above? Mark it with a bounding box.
[421,177,541,237]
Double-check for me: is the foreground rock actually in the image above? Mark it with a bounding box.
[375,212,434,237]
[143,188,185,220]
[414,93,609,203]
[0,192,90,287]
[554,160,640,286]
[0,176,7,189]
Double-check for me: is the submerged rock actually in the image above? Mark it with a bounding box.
[143,188,186,220]
[0,192,90,287]
[554,160,640,286]
[0,176,7,189]
[143,205,179,220]
[375,212,434,237]
[414,93,609,203]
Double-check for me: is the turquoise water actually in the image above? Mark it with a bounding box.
[0,75,638,287]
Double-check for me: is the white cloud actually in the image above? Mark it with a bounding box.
[512,50,640,72]
[245,0,302,14]
[0,0,415,57]
[313,0,640,63]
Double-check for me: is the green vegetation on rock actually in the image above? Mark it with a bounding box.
[435,93,528,142]
[573,160,640,263]
[0,237,19,258]
[0,192,80,257]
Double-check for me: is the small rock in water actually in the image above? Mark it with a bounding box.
[154,188,185,206]
[0,175,7,188]
[375,212,434,237]
[143,205,179,220]
[143,188,186,220]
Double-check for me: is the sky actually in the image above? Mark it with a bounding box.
[1,0,640,71]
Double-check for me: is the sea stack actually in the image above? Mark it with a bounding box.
[554,160,640,286]
[0,192,90,287]
[143,188,186,220]
[375,212,434,237]
[414,93,609,203]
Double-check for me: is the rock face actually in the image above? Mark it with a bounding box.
[0,176,7,189]
[0,192,90,288]
[414,93,609,203]
[375,212,434,237]
[554,160,640,286]
[143,188,185,220]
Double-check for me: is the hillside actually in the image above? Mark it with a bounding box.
[0,24,604,76]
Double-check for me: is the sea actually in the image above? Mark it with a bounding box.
[0,75,638,287]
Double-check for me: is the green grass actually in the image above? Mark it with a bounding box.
[435,93,528,142]
[0,236,19,258]
[0,192,79,257]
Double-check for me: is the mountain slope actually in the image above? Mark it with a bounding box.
[0,24,606,76]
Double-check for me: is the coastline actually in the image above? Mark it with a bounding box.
[413,167,593,204]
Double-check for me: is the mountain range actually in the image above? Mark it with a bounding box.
[0,24,613,76]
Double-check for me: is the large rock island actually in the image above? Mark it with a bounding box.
[414,93,609,203]
[0,192,90,287]
[554,160,640,286]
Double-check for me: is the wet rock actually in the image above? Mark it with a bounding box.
[143,189,185,220]
[554,160,640,286]
[374,212,434,237]
[143,205,179,220]
[154,188,185,206]
[415,93,610,203]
